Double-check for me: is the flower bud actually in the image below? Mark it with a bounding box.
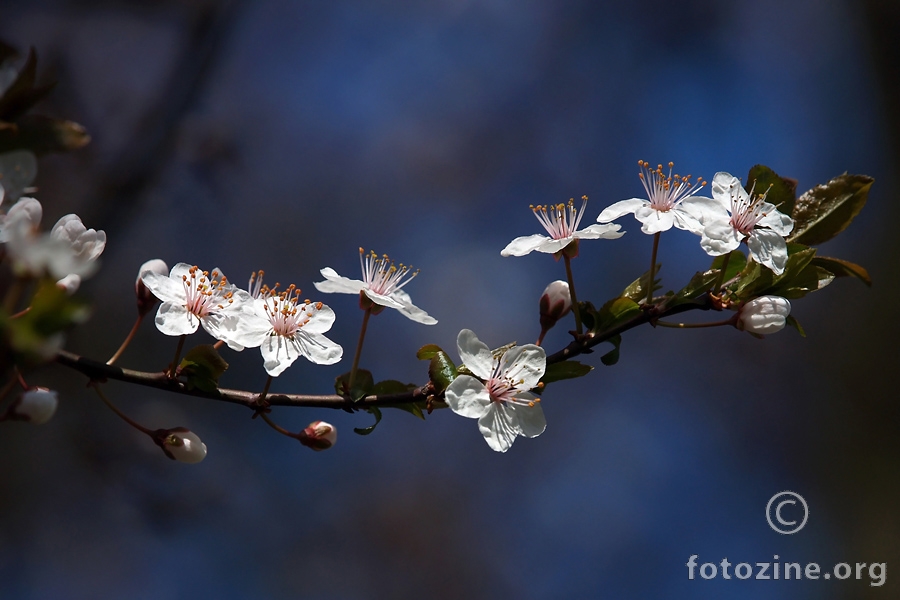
[9,387,59,424]
[298,420,337,451]
[539,280,572,331]
[736,296,791,335]
[57,273,82,295]
[136,259,168,316]
[157,427,208,463]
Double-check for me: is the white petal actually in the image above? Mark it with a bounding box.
[313,267,366,295]
[294,331,343,365]
[572,223,624,240]
[748,229,789,275]
[699,219,742,256]
[445,375,490,419]
[301,304,336,334]
[757,205,794,236]
[57,273,81,294]
[141,269,187,304]
[596,198,646,223]
[500,344,546,390]
[204,313,253,351]
[635,205,675,234]
[390,289,437,324]
[478,403,518,452]
[678,196,728,225]
[511,399,546,438]
[711,172,744,205]
[456,329,494,380]
[363,289,406,309]
[261,335,298,376]
[155,301,199,336]
[0,197,41,242]
[168,262,195,280]
[500,233,552,257]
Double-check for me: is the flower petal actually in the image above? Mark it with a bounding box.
[261,334,299,377]
[572,223,624,240]
[500,344,546,390]
[500,233,552,257]
[699,218,742,256]
[456,329,494,380]
[711,172,744,206]
[748,229,789,274]
[313,268,366,295]
[757,204,794,237]
[363,288,406,309]
[635,205,675,234]
[294,331,343,365]
[390,289,437,324]
[511,399,546,438]
[301,304,336,334]
[445,375,489,418]
[597,198,646,223]
[478,403,518,452]
[155,301,199,336]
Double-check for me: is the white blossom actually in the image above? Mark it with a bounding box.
[445,329,547,452]
[737,296,791,335]
[501,196,622,257]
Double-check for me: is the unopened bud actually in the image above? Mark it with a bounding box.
[136,259,168,316]
[539,280,572,331]
[736,296,791,335]
[298,420,337,451]
[9,387,59,424]
[156,427,208,463]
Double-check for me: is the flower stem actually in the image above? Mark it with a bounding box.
[258,375,273,405]
[258,411,296,439]
[562,253,583,336]
[168,335,187,379]
[2,277,26,314]
[91,382,153,435]
[647,232,660,305]
[107,315,144,365]
[536,328,547,346]
[348,306,372,391]
[713,252,731,296]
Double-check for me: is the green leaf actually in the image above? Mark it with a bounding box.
[5,280,89,364]
[582,297,642,335]
[811,256,871,286]
[416,344,444,360]
[622,264,661,302]
[670,269,719,306]
[334,369,375,402]
[179,345,229,392]
[0,116,91,155]
[353,407,383,435]
[539,360,593,385]
[735,245,817,300]
[746,165,797,215]
[788,174,873,246]
[600,335,622,366]
[428,351,458,394]
[785,315,806,337]
[372,379,417,395]
[710,250,747,284]
[767,264,833,299]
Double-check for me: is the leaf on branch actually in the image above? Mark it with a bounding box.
[710,250,747,284]
[353,407,383,435]
[428,351,458,394]
[335,369,375,402]
[747,165,798,216]
[373,379,425,419]
[670,269,719,306]
[600,334,622,366]
[0,116,91,155]
[581,297,641,335]
[788,174,873,246]
[4,281,89,366]
[786,315,806,337]
[179,345,229,392]
[416,344,444,360]
[811,256,872,286]
[539,360,593,385]
[735,244,818,300]
[622,264,661,302]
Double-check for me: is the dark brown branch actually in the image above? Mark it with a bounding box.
[54,293,719,409]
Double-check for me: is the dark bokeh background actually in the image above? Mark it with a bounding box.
[1,0,898,598]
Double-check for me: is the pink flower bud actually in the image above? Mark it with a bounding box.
[736,296,791,335]
[539,280,572,331]
[136,259,168,316]
[157,427,207,463]
[298,420,337,451]
[9,387,58,424]
[57,273,81,295]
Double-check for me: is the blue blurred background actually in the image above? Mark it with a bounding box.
[1,0,898,598]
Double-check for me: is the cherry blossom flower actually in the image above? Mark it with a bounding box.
[314,249,437,325]
[6,387,58,424]
[698,172,794,274]
[135,259,169,316]
[240,281,343,376]
[156,428,207,463]
[141,263,258,350]
[737,296,791,335]
[597,160,717,235]
[445,329,547,452]
[298,420,337,451]
[0,196,42,243]
[501,196,622,257]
